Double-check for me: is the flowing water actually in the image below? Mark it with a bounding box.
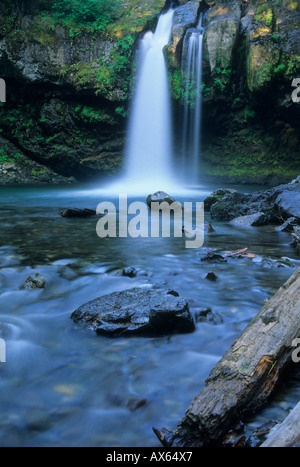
[181,14,205,184]
[116,9,177,194]
[0,184,299,447]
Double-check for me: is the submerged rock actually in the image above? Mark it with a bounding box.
[122,267,138,278]
[22,273,46,290]
[59,209,97,218]
[200,252,227,263]
[127,397,148,412]
[71,288,195,336]
[194,308,223,325]
[205,271,218,282]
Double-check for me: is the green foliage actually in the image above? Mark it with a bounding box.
[75,105,116,125]
[51,0,120,37]
[271,34,281,43]
[115,106,128,118]
[169,69,182,101]
[0,149,21,164]
[109,35,135,74]
[254,4,273,27]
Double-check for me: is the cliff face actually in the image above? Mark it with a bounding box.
[0,0,299,185]
[0,0,166,182]
[168,0,300,184]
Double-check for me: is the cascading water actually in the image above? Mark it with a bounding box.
[110,9,177,194]
[181,13,205,184]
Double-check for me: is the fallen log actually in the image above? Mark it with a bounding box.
[154,267,300,447]
[261,401,300,447]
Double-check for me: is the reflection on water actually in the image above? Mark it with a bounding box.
[0,185,299,447]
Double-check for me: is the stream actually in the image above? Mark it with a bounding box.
[0,184,299,447]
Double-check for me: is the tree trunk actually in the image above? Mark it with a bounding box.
[261,402,300,447]
[154,267,300,447]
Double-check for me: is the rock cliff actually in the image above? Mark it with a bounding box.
[0,0,299,184]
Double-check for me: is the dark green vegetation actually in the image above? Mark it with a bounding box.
[0,0,299,184]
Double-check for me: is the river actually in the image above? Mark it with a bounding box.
[0,184,299,447]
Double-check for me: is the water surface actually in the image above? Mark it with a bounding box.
[0,184,299,447]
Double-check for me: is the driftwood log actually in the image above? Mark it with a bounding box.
[154,267,300,447]
[261,402,300,447]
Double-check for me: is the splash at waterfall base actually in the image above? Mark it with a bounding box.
[96,195,204,249]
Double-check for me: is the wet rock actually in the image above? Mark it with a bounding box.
[204,188,238,211]
[122,267,138,278]
[127,397,148,412]
[194,308,223,325]
[200,252,227,263]
[22,273,46,290]
[291,176,300,184]
[229,212,268,227]
[205,271,218,282]
[59,208,97,218]
[252,256,295,269]
[205,0,241,73]
[292,227,300,253]
[167,0,200,67]
[71,288,195,336]
[146,192,182,210]
[276,217,299,232]
[210,181,300,223]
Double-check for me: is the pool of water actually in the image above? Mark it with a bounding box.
[0,184,299,447]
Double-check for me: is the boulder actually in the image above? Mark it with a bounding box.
[204,188,238,211]
[146,191,182,210]
[211,182,300,223]
[71,288,195,336]
[229,212,268,227]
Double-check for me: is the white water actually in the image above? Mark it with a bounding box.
[181,14,205,184]
[105,9,181,195]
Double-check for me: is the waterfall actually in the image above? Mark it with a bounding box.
[181,13,205,185]
[117,9,176,194]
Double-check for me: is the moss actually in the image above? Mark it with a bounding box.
[75,105,117,125]
[169,69,182,101]
[201,119,300,184]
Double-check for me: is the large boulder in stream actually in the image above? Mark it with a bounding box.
[208,181,300,223]
[146,191,182,209]
[71,288,195,337]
